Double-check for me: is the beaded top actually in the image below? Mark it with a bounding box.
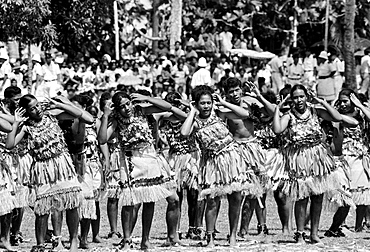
[342,114,368,156]
[24,113,69,161]
[194,111,234,155]
[85,121,100,159]
[286,106,323,147]
[163,120,197,155]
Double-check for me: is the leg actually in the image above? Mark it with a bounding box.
[227,192,242,246]
[326,206,350,234]
[35,214,49,245]
[166,193,180,243]
[364,205,370,227]
[255,193,268,234]
[355,205,367,231]
[79,219,91,249]
[195,199,206,228]
[304,199,311,229]
[273,190,292,234]
[177,189,184,235]
[310,194,323,243]
[131,203,141,235]
[141,202,155,250]
[187,188,198,228]
[121,206,133,250]
[66,208,79,252]
[107,198,119,237]
[239,196,257,236]
[10,207,25,245]
[205,196,220,248]
[0,213,14,250]
[51,210,64,250]
[294,198,309,243]
[92,201,102,243]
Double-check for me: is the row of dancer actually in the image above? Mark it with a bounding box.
[0,77,369,251]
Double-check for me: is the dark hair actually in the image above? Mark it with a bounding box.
[70,94,93,108]
[2,98,16,115]
[223,77,241,93]
[112,91,130,108]
[19,94,37,117]
[4,86,21,99]
[290,84,308,97]
[279,85,291,99]
[262,90,277,104]
[164,92,182,106]
[87,106,98,117]
[99,92,112,111]
[191,85,213,104]
[338,88,355,98]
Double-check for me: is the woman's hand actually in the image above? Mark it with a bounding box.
[103,100,114,116]
[46,97,63,109]
[212,93,225,106]
[14,108,27,123]
[189,101,199,115]
[249,81,261,98]
[350,93,363,108]
[277,95,290,109]
[131,93,148,103]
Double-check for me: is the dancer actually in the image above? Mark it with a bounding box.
[181,85,262,247]
[325,89,370,233]
[98,91,176,250]
[272,84,342,244]
[0,113,15,251]
[221,78,275,237]
[6,95,93,252]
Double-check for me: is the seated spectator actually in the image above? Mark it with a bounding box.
[170,41,185,59]
[185,44,198,60]
[157,42,169,57]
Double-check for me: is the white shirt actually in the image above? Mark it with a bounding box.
[303,55,317,71]
[219,31,233,53]
[42,61,61,81]
[191,68,211,88]
[317,61,335,77]
[360,55,370,74]
[332,57,344,77]
[32,63,43,81]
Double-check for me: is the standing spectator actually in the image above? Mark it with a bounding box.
[203,34,217,54]
[245,30,262,51]
[303,49,317,88]
[330,51,344,99]
[185,43,198,60]
[31,54,43,95]
[233,33,247,49]
[268,49,284,94]
[219,25,233,55]
[0,51,11,94]
[38,53,63,99]
[316,51,336,103]
[256,62,272,88]
[172,59,189,89]
[360,48,370,94]
[190,57,211,89]
[286,54,304,87]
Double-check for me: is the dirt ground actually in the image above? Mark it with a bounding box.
[10,192,370,252]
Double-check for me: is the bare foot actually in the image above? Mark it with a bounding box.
[140,240,154,250]
[310,235,322,244]
[79,239,89,249]
[229,234,237,247]
[0,238,15,251]
[206,240,215,248]
[69,237,78,252]
[52,237,64,251]
[92,236,103,243]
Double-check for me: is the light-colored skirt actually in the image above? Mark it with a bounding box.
[0,161,16,215]
[347,154,370,205]
[106,147,123,199]
[199,142,263,200]
[118,145,175,206]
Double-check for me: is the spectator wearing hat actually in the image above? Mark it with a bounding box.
[316,51,336,103]
[286,53,304,87]
[190,57,211,89]
[329,51,344,99]
[268,49,284,94]
[37,53,63,99]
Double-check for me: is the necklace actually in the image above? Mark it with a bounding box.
[292,106,311,121]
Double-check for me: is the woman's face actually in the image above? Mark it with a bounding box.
[27,98,43,120]
[291,89,307,112]
[338,94,354,114]
[196,94,213,118]
[116,97,134,118]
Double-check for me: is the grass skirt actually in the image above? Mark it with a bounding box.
[0,161,16,215]
[347,154,370,205]
[168,150,200,190]
[237,139,269,192]
[325,156,355,211]
[271,142,339,200]
[118,145,175,206]
[199,142,263,200]
[17,153,32,186]
[32,152,83,215]
[106,147,122,199]
[85,157,103,200]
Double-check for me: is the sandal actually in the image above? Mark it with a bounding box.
[293,231,307,244]
[117,238,133,249]
[107,231,122,239]
[30,244,46,252]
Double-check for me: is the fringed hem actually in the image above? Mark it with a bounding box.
[79,198,97,220]
[237,139,266,172]
[351,188,370,205]
[277,170,341,201]
[34,187,83,215]
[0,190,15,215]
[14,185,29,208]
[119,184,173,206]
[199,181,263,200]
[106,185,121,199]
[169,152,200,190]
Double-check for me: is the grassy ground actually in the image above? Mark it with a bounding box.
[12,192,370,251]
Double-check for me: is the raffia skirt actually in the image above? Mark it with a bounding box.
[118,145,175,206]
[347,154,370,205]
[198,142,263,200]
[0,160,16,216]
[269,142,340,200]
[31,152,83,216]
[325,156,355,210]
[168,150,200,190]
